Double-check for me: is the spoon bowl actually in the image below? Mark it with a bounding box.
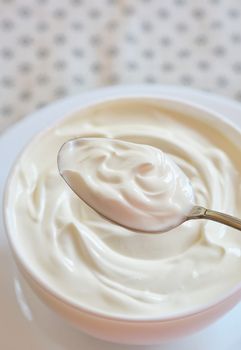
[58,137,241,233]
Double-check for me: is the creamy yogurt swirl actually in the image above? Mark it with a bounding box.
[8,99,241,318]
[58,138,194,232]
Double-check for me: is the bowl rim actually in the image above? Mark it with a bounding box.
[3,88,241,323]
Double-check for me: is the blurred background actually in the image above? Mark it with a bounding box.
[1,0,241,132]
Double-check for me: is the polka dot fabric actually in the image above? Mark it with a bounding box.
[1,0,241,131]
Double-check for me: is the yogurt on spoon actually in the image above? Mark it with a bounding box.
[58,138,195,232]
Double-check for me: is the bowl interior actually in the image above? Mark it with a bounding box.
[4,95,241,322]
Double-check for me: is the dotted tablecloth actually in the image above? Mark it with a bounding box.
[1,0,241,132]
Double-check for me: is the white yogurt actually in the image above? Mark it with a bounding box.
[8,99,241,318]
[58,138,194,232]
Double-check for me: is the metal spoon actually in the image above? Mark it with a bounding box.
[185,206,241,232]
[57,138,241,233]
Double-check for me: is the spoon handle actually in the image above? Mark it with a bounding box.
[188,206,241,231]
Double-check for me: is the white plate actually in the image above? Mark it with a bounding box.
[1,85,241,350]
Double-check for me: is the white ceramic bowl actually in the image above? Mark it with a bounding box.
[3,88,241,345]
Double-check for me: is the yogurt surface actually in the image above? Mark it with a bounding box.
[58,138,194,232]
[8,99,241,318]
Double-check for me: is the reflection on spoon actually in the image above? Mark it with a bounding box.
[58,138,241,233]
